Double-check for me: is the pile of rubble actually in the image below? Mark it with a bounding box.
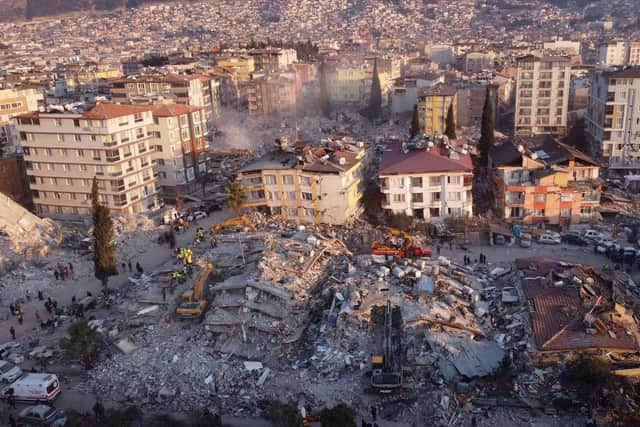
[0,194,61,273]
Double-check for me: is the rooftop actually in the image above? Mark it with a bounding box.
[379,137,472,175]
[419,83,457,97]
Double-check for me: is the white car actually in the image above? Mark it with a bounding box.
[0,360,23,383]
[186,211,207,221]
[538,233,561,245]
[583,229,603,241]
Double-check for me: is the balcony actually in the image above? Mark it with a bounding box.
[109,170,123,177]
[104,140,118,147]
[106,156,120,163]
[123,152,132,158]
[125,167,134,173]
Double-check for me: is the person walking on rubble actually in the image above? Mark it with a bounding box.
[9,326,15,340]
[54,270,59,280]
[128,261,132,272]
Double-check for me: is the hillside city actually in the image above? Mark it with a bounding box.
[1,0,640,426]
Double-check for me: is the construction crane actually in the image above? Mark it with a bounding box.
[209,215,256,234]
[175,263,214,319]
[370,300,403,393]
[371,227,431,259]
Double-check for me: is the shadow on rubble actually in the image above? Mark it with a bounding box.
[63,406,229,427]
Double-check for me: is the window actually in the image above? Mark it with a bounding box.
[286,191,296,200]
[287,207,298,216]
[271,206,282,215]
[73,119,80,127]
[447,176,461,185]
[51,177,58,185]
[267,191,280,201]
[447,207,463,216]
[392,194,405,203]
[45,148,52,156]
[249,190,265,200]
[90,135,97,142]
[560,208,571,217]
[533,208,545,216]
[581,206,594,215]
[447,192,461,201]
[23,147,30,155]
[74,134,81,142]
[57,134,65,142]
[429,208,440,217]
[282,175,294,185]
[62,164,70,172]
[411,193,423,203]
[299,176,311,186]
[560,194,572,202]
[61,149,68,157]
[92,150,101,161]
[429,176,441,186]
[55,119,62,127]
[534,193,546,202]
[411,177,423,187]
[77,149,84,157]
[431,192,441,202]
[304,208,315,217]
[301,192,313,201]
[392,177,405,188]
[264,175,276,185]
[80,164,87,172]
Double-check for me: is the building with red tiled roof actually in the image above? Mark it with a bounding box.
[379,136,473,221]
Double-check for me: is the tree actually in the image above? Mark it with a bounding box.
[319,61,331,117]
[493,355,515,395]
[265,402,304,427]
[444,102,457,140]
[362,181,384,223]
[60,321,103,370]
[478,86,496,162]
[25,0,34,20]
[410,103,421,138]
[560,354,615,403]
[389,212,412,231]
[319,404,357,427]
[368,58,383,120]
[564,118,587,152]
[225,181,247,216]
[92,177,117,288]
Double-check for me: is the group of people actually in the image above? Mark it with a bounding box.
[175,247,193,266]
[463,253,488,265]
[120,260,144,275]
[53,263,73,281]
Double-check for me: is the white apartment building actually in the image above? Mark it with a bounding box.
[15,103,161,217]
[515,54,571,136]
[0,87,43,147]
[379,138,473,221]
[598,40,630,67]
[586,68,640,171]
[150,104,209,198]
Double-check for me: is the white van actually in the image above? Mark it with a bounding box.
[2,373,61,402]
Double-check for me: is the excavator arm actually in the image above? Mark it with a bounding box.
[210,215,256,234]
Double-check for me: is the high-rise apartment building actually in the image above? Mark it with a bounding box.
[150,104,209,198]
[629,41,640,66]
[416,84,457,136]
[586,68,640,171]
[514,55,570,136]
[598,40,629,66]
[245,73,298,115]
[15,103,161,217]
[110,74,220,124]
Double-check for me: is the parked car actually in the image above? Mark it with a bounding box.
[538,233,561,244]
[17,404,66,426]
[493,234,506,245]
[519,233,532,248]
[561,232,589,246]
[582,229,604,241]
[186,211,207,222]
[0,360,22,383]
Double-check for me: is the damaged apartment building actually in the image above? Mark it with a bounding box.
[234,137,371,225]
[488,135,601,225]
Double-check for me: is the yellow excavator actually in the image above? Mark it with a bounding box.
[175,263,214,319]
[209,215,257,234]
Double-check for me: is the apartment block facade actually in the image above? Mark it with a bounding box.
[379,138,473,221]
[245,73,298,115]
[598,40,629,67]
[514,55,570,136]
[15,104,161,217]
[456,83,497,128]
[0,87,43,147]
[236,139,370,225]
[586,68,640,171]
[325,57,392,107]
[489,137,600,225]
[109,74,220,124]
[416,84,457,136]
[247,48,297,72]
[150,104,209,198]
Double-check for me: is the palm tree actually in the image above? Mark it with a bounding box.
[225,181,247,216]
